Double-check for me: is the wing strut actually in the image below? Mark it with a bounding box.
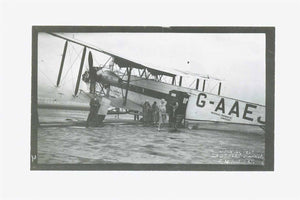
[218,82,222,95]
[123,67,132,106]
[56,41,68,87]
[196,78,199,90]
[202,79,206,91]
[74,46,86,96]
[172,76,176,85]
[179,76,183,86]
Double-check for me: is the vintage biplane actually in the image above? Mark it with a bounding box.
[37,32,265,128]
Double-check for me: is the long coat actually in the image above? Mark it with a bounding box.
[152,103,159,123]
[143,102,151,123]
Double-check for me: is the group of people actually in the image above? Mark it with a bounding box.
[86,96,181,131]
[143,99,179,131]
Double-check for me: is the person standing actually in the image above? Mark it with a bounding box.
[146,101,152,126]
[158,99,167,131]
[86,97,100,127]
[143,101,151,126]
[152,101,159,126]
[169,102,179,131]
[142,101,147,125]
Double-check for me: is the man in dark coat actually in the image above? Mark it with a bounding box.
[169,102,179,131]
[143,100,151,126]
[152,101,159,126]
[86,97,100,127]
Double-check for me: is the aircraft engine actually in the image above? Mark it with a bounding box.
[96,70,122,86]
[86,51,122,94]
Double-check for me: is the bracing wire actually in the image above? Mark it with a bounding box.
[188,79,196,88]
[60,47,83,87]
[92,51,100,66]
[103,56,112,68]
[208,82,218,93]
[39,68,56,86]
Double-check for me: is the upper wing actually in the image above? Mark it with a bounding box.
[47,32,222,81]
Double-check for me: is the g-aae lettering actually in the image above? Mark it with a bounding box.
[196,93,265,124]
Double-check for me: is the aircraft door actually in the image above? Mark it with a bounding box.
[166,90,189,127]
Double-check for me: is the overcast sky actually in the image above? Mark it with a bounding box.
[38,32,265,105]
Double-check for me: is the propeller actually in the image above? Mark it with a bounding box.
[88,51,93,70]
[88,51,110,96]
[88,51,96,94]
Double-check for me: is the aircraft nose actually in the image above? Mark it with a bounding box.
[96,70,121,85]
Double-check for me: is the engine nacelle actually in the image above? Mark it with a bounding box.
[96,70,121,85]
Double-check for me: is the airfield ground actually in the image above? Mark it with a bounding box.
[36,108,265,165]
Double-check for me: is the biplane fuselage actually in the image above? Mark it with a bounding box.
[96,72,265,126]
[38,32,265,127]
